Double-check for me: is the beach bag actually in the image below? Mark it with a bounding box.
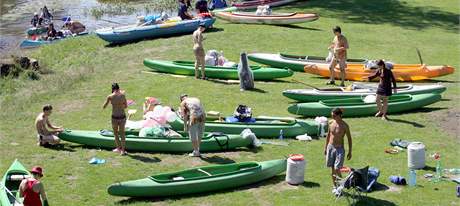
[233,105,252,122]
[238,52,254,90]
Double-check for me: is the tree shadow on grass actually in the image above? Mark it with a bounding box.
[128,154,161,163]
[387,118,425,128]
[200,155,236,164]
[115,174,285,204]
[244,88,267,93]
[285,0,459,32]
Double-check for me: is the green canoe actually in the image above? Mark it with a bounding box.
[247,53,366,72]
[58,129,254,153]
[1,159,30,206]
[283,83,446,102]
[143,59,294,80]
[287,93,441,117]
[170,116,319,138]
[108,159,286,197]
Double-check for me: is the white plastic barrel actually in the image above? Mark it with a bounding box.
[286,154,306,185]
[407,142,426,169]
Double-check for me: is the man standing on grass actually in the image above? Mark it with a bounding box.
[327,26,349,87]
[180,94,206,157]
[324,108,352,196]
[35,104,63,146]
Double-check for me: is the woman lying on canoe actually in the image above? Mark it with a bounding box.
[103,83,128,155]
[180,94,206,157]
[365,60,397,120]
[19,166,49,206]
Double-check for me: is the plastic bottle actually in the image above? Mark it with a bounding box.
[434,160,443,183]
[408,169,416,187]
[279,130,284,140]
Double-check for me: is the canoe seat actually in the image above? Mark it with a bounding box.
[8,174,30,181]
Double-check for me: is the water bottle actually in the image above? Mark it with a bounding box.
[279,130,284,140]
[408,169,416,186]
[434,160,443,182]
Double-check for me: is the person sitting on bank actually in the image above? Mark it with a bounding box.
[178,0,194,20]
[195,0,209,14]
[45,23,57,40]
[63,20,86,34]
[19,166,49,206]
[35,104,62,146]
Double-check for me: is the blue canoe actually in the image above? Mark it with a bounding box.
[95,18,216,44]
[19,32,89,48]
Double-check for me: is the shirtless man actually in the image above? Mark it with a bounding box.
[35,104,62,146]
[327,26,349,87]
[103,83,128,155]
[324,108,352,195]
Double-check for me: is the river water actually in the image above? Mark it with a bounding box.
[0,0,176,56]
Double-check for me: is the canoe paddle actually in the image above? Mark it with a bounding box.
[291,79,322,90]
[416,48,424,65]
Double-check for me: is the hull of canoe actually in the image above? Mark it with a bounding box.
[283,84,446,102]
[95,18,215,44]
[232,0,298,10]
[287,93,441,117]
[19,32,89,48]
[107,159,286,197]
[143,59,294,80]
[169,116,319,138]
[247,53,367,72]
[304,63,455,82]
[58,129,253,153]
[26,27,48,35]
[215,12,319,25]
[0,160,29,206]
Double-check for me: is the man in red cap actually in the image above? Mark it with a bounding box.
[19,166,49,206]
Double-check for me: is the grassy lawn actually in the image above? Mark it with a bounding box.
[1,0,459,205]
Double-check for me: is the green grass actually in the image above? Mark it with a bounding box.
[1,0,459,205]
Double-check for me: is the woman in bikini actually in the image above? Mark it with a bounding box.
[103,83,128,155]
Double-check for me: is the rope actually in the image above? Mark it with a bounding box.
[212,134,229,150]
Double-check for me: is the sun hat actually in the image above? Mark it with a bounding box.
[145,97,160,105]
[31,166,43,176]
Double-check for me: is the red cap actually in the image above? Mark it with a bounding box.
[289,154,304,161]
[30,166,43,176]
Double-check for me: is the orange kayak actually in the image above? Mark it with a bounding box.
[304,63,455,81]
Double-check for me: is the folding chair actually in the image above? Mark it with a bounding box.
[335,166,369,205]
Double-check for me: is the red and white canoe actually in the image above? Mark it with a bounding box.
[215,12,319,25]
[232,0,298,10]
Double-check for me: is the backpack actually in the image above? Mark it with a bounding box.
[233,105,252,122]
